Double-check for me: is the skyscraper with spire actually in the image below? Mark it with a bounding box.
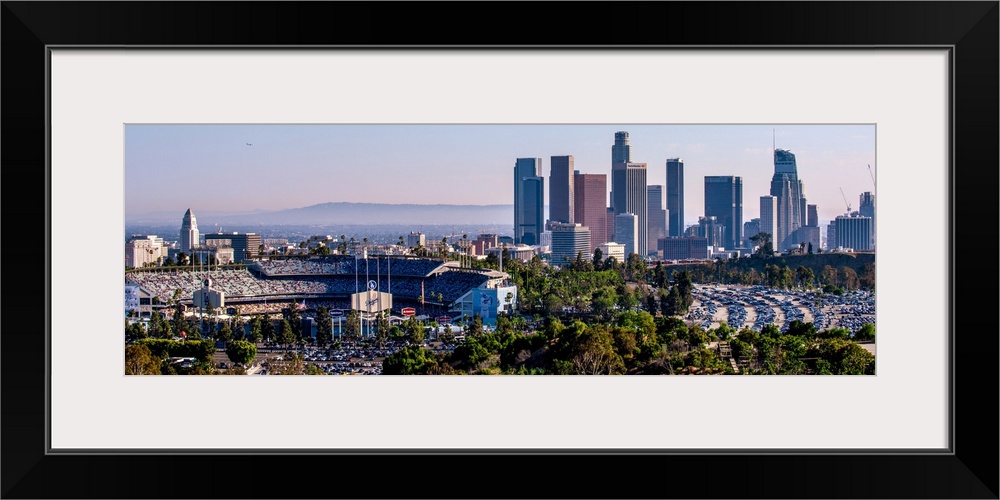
[770,148,803,250]
[609,132,648,256]
[179,208,199,252]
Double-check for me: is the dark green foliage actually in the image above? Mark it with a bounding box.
[315,307,333,346]
[136,338,215,362]
[279,319,296,346]
[807,338,875,375]
[125,321,147,341]
[225,340,257,366]
[260,316,275,342]
[663,252,874,290]
[382,346,444,375]
[283,303,303,340]
[854,322,875,341]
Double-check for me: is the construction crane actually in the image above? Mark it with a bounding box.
[867,164,876,188]
[839,187,852,214]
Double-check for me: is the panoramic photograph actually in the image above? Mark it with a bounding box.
[124,124,876,376]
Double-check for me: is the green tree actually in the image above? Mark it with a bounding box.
[796,266,815,289]
[125,321,147,341]
[686,325,710,350]
[570,324,625,375]
[284,302,303,340]
[344,309,361,341]
[809,338,874,375]
[839,266,860,291]
[216,321,233,343]
[821,265,839,286]
[148,312,172,339]
[375,312,390,348]
[650,261,664,288]
[616,284,638,312]
[279,319,296,347]
[229,310,245,340]
[591,286,617,320]
[750,232,774,258]
[859,262,876,290]
[855,322,876,341]
[260,316,275,343]
[304,364,326,375]
[248,315,263,343]
[315,307,333,347]
[125,344,160,375]
[592,248,604,271]
[383,346,440,375]
[225,340,257,367]
[466,314,484,337]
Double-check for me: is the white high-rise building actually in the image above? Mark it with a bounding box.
[179,208,199,252]
[125,235,168,268]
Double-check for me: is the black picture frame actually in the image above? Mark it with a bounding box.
[3,2,997,498]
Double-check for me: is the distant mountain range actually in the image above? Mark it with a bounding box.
[128,202,517,226]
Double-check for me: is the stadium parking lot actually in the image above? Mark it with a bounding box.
[690,284,875,335]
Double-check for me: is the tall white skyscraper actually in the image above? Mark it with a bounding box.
[180,208,199,252]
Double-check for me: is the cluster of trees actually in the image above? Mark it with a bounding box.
[383,311,875,376]
[125,338,219,375]
[724,320,875,375]
[666,258,875,293]
[488,250,666,320]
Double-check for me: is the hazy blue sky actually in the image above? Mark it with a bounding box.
[125,124,875,227]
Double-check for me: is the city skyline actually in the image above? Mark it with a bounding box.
[125,124,876,228]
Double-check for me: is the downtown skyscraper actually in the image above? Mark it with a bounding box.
[666,158,685,237]
[646,185,667,253]
[610,131,647,257]
[704,176,743,250]
[611,131,632,164]
[549,155,574,224]
[770,148,805,250]
[859,191,875,249]
[574,172,608,251]
[759,195,778,247]
[514,158,544,246]
[611,161,648,257]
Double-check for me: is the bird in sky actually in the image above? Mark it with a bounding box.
[246,142,252,146]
